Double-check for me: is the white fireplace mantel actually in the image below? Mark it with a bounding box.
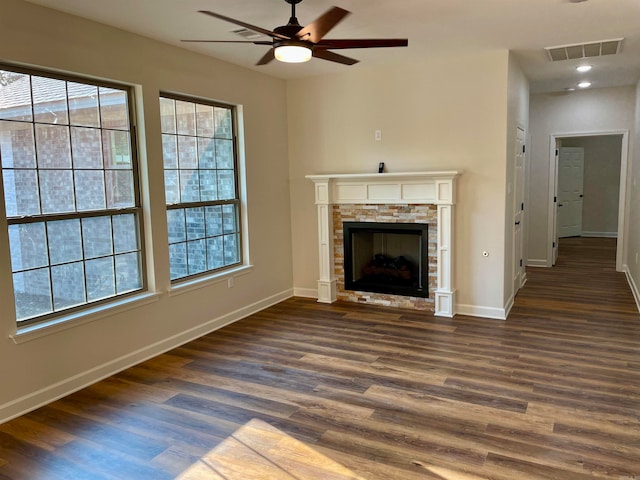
[306,171,460,317]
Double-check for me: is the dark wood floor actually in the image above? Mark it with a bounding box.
[1,237,639,479]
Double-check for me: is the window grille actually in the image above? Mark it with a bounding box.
[0,67,144,324]
[159,95,241,281]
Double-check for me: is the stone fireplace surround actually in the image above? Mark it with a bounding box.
[306,171,459,317]
[335,205,437,310]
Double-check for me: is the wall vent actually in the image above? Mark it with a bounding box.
[231,28,264,40]
[545,38,623,62]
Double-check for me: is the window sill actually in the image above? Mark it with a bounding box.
[168,264,254,297]
[9,266,255,344]
[10,292,162,345]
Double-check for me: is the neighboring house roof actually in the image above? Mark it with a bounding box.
[0,74,121,111]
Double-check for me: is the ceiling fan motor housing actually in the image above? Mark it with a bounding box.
[274,23,303,38]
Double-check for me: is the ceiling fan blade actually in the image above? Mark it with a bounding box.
[256,48,276,66]
[198,10,290,40]
[297,7,350,43]
[181,40,273,45]
[316,39,408,49]
[312,49,359,65]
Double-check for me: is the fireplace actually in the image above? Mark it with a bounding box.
[306,171,459,317]
[343,222,428,298]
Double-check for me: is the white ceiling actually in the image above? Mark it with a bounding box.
[22,0,640,93]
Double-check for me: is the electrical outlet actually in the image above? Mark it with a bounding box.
[227,277,234,288]
[375,130,382,141]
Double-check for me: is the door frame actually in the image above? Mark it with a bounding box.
[547,130,629,271]
[552,141,559,265]
[513,126,526,293]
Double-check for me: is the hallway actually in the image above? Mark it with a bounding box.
[515,236,638,314]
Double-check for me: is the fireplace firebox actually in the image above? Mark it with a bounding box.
[343,222,429,298]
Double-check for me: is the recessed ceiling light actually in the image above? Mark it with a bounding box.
[565,87,576,92]
[578,81,592,88]
[576,65,592,72]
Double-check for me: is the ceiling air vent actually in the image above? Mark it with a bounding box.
[231,28,264,40]
[545,38,623,62]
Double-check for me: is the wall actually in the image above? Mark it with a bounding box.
[559,135,622,237]
[0,0,292,421]
[528,86,636,266]
[288,50,513,319]
[503,53,530,309]
[628,81,640,308]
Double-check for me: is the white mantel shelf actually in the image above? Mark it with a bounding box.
[305,171,459,180]
[306,171,460,317]
[306,171,459,206]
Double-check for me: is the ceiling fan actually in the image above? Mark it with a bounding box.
[182,0,408,66]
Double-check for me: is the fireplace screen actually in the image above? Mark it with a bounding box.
[343,222,428,298]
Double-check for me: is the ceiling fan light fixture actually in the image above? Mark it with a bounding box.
[274,44,312,63]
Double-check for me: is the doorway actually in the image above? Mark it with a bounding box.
[548,131,628,270]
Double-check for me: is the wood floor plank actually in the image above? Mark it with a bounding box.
[1,237,639,479]
[156,366,377,421]
[177,419,366,480]
[51,396,224,451]
[0,417,76,452]
[483,452,599,480]
[53,437,172,480]
[312,446,446,480]
[26,405,169,462]
[365,384,556,436]
[318,427,486,474]
[485,423,640,475]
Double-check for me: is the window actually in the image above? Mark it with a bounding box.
[160,95,241,281]
[0,67,144,324]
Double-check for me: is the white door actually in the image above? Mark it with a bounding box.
[557,147,584,238]
[513,127,526,293]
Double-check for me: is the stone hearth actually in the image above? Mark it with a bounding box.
[334,204,437,310]
[306,171,459,317]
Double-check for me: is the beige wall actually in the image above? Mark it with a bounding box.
[0,0,291,420]
[628,81,640,308]
[528,87,636,266]
[288,50,516,318]
[559,135,622,236]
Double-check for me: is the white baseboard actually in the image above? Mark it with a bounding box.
[581,231,618,238]
[623,266,640,313]
[455,303,507,320]
[527,259,549,267]
[503,295,515,319]
[295,287,509,321]
[293,287,318,298]
[0,289,294,424]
